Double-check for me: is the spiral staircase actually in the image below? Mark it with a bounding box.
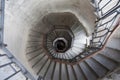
[0,0,120,80]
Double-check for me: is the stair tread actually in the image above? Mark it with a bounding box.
[44,61,56,80]
[79,62,97,80]
[73,64,87,80]
[67,65,76,80]
[33,55,48,73]
[61,64,68,80]
[93,54,118,70]
[85,58,108,78]
[29,52,45,67]
[101,47,120,62]
[52,62,60,80]
[38,59,51,77]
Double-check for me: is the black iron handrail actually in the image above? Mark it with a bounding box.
[90,0,120,48]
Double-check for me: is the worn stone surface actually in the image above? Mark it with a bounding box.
[101,69,120,80]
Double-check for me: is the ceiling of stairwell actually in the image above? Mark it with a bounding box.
[4,0,97,75]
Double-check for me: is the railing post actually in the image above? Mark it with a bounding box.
[0,0,5,48]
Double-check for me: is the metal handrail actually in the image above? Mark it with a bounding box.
[44,0,120,65]
[90,0,120,48]
[74,0,120,64]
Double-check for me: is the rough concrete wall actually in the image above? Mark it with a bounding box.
[113,27,120,38]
